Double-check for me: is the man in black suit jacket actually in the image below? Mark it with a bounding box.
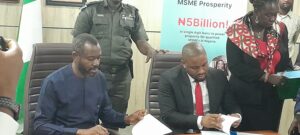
[158,42,241,134]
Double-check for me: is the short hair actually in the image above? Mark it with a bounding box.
[250,0,279,11]
[182,42,206,61]
[72,33,99,54]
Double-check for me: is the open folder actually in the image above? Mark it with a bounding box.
[277,70,300,99]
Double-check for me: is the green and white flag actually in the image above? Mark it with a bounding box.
[16,0,42,130]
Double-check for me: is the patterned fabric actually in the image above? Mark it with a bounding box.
[256,39,281,74]
[226,12,283,74]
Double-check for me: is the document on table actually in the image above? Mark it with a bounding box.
[221,115,240,134]
[202,131,227,135]
[202,115,240,135]
[202,131,263,135]
[132,114,172,135]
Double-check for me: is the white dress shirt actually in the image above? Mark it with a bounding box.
[0,112,19,135]
[187,74,209,129]
[277,11,300,64]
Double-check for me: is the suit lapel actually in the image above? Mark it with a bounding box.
[206,70,218,113]
[178,66,194,112]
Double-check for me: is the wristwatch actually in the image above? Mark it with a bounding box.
[0,96,20,120]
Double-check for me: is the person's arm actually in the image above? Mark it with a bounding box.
[158,74,199,129]
[99,92,128,128]
[135,40,159,63]
[226,38,265,82]
[158,72,228,130]
[72,8,93,37]
[96,72,146,127]
[97,74,127,128]
[0,39,23,101]
[131,10,165,63]
[33,80,78,135]
[0,39,22,135]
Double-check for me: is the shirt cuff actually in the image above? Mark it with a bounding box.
[63,127,78,135]
[197,116,203,130]
[235,113,242,121]
[0,112,19,134]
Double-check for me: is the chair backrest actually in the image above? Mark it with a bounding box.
[145,52,182,119]
[24,43,73,135]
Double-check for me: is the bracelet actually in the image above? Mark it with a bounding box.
[0,96,20,121]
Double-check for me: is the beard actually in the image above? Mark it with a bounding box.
[77,62,99,77]
[280,3,292,12]
[78,63,89,76]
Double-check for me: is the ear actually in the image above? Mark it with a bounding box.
[181,59,186,68]
[182,63,186,68]
[72,51,79,60]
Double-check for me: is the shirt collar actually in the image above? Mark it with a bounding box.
[104,0,124,11]
[187,73,206,84]
[278,11,293,19]
[287,11,293,17]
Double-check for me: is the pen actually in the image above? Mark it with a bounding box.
[98,119,110,135]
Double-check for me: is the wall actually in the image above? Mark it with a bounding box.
[0,0,299,134]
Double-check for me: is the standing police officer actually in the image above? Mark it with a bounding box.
[72,0,160,130]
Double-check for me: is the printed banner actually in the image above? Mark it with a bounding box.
[160,0,248,61]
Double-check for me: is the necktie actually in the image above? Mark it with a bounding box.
[195,82,204,116]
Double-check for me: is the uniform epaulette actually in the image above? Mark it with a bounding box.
[80,0,103,11]
[124,3,137,10]
[123,3,138,12]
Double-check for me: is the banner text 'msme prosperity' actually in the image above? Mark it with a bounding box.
[177,0,232,9]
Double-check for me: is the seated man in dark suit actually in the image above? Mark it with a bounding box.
[158,42,241,134]
[33,33,145,135]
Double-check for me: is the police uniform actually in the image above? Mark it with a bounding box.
[73,0,148,114]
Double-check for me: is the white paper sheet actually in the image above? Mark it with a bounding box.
[202,131,227,135]
[202,131,263,135]
[132,114,172,135]
[221,115,240,134]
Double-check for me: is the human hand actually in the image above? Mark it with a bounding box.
[124,109,146,125]
[229,113,241,128]
[76,125,108,135]
[145,49,168,63]
[0,39,23,99]
[267,74,286,86]
[201,114,223,130]
[288,118,300,135]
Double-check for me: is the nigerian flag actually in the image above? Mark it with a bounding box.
[16,0,42,130]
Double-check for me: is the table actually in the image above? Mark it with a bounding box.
[176,130,279,135]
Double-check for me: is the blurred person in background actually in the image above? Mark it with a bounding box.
[277,0,300,70]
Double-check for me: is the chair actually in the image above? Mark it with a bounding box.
[23,43,73,135]
[145,52,182,119]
